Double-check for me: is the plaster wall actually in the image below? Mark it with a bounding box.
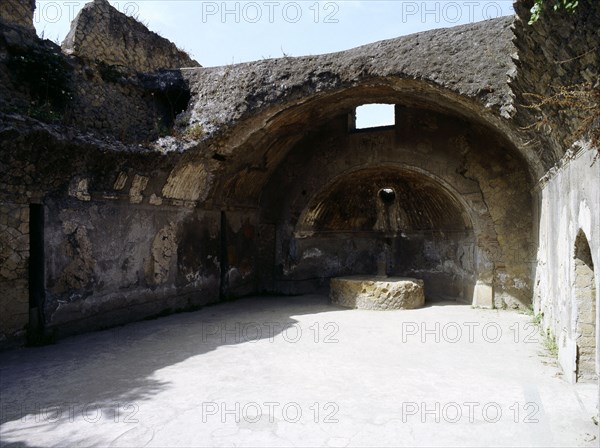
[42,199,222,336]
[534,146,600,382]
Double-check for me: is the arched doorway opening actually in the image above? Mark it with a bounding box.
[573,231,597,382]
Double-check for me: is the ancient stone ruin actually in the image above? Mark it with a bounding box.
[0,0,598,395]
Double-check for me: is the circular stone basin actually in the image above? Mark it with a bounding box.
[330,276,425,310]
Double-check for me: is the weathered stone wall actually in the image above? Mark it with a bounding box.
[510,0,600,382]
[0,2,194,143]
[0,21,61,118]
[502,0,600,381]
[511,0,600,165]
[0,0,35,30]
[534,145,599,382]
[179,16,517,142]
[0,108,263,341]
[260,109,534,308]
[0,0,596,355]
[62,0,200,72]
[0,115,184,343]
[66,66,191,141]
[222,211,259,298]
[0,203,29,343]
[42,198,221,335]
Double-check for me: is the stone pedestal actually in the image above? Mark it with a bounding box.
[330,276,425,310]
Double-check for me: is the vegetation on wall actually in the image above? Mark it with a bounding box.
[524,0,598,150]
[7,46,73,122]
[183,123,205,140]
[529,0,580,24]
[523,82,600,149]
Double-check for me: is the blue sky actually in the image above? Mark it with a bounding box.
[33,0,515,127]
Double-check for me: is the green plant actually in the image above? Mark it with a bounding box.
[7,47,73,122]
[520,304,534,316]
[184,124,205,140]
[520,305,545,326]
[529,0,579,24]
[543,329,558,357]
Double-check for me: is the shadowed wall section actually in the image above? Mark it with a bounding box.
[256,107,534,308]
[0,0,597,360]
[291,167,476,302]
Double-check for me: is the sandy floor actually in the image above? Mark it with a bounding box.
[0,295,598,447]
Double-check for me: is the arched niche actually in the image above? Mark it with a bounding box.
[573,230,598,382]
[286,166,495,305]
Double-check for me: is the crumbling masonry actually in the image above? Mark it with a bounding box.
[0,0,598,385]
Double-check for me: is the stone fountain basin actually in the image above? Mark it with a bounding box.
[330,276,425,310]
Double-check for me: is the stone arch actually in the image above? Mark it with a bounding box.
[248,91,533,308]
[208,82,541,208]
[573,230,598,382]
[295,163,491,240]
[288,164,499,306]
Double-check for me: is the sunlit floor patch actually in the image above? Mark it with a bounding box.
[0,295,597,447]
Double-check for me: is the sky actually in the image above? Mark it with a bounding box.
[33,0,515,127]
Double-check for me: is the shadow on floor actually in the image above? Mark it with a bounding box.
[423,298,472,308]
[0,295,343,444]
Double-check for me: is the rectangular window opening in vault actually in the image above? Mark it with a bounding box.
[354,103,395,130]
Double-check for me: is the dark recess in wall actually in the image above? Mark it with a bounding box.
[28,203,46,342]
